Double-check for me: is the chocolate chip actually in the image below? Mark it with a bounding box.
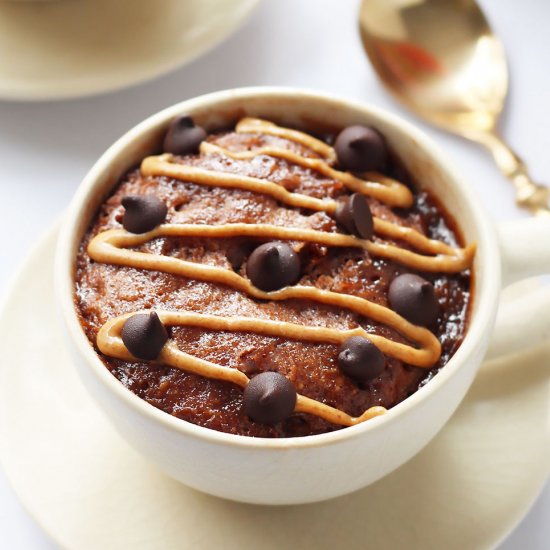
[121,312,169,360]
[333,193,373,239]
[243,372,297,424]
[334,125,387,172]
[163,115,207,155]
[121,195,167,234]
[246,242,301,291]
[388,274,440,326]
[337,336,385,381]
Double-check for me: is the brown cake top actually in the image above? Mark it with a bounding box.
[78,116,475,433]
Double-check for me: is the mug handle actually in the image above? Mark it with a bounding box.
[486,217,550,359]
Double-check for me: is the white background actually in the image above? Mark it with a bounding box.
[0,0,549,548]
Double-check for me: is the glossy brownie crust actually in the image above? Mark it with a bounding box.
[75,129,471,437]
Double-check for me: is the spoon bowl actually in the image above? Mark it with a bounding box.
[359,0,550,215]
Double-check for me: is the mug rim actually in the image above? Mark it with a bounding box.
[55,86,501,450]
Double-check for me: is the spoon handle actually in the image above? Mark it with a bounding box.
[477,131,550,217]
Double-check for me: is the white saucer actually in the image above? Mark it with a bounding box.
[0,0,259,101]
[1,226,549,550]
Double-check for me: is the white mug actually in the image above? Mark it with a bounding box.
[55,88,550,505]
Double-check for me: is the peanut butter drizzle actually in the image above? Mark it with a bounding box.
[235,117,338,163]
[97,311,387,427]
[142,154,336,213]
[200,140,413,208]
[90,117,476,428]
[139,156,474,273]
[90,227,441,367]
[234,118,416,208]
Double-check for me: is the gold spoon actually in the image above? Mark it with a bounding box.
[358,0,550,216]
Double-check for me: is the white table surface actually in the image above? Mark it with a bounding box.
[0,0,549,548]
